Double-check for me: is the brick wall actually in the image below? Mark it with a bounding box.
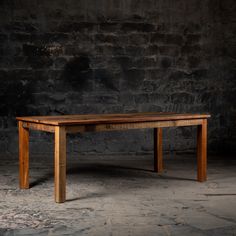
[0,0,236,156]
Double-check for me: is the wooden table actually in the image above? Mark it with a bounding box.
[17,112,210,203]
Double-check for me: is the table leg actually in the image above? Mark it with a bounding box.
[54,126,66,203]
[19,121,29,189]
[197,119,207,182]
[154,128,163,173]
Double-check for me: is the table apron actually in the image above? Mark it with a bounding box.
[65,119,204,133]
[22,122,55,133]
[22,119,204,133]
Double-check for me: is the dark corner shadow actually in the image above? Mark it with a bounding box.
[29,172,53,188]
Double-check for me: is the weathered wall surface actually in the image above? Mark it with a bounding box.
[0,0,235,156]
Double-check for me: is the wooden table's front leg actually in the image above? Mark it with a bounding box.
[197,119,207,182]
[54,126,67,203]
[154,128,163,173]
[19,121,29,189]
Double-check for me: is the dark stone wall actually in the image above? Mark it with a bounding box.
[0,0,236,156]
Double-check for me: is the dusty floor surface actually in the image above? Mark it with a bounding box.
[0,154,236,235]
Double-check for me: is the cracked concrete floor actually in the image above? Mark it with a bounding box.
[0,154,236,235]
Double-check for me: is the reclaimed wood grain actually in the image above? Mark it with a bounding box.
[154,128,163,173]
[54,126,66,203]
[65,119,204,133]
[16,112,211,126]
[17,112,210,203]
[18,121,29,189]
[197,119,207,182]
[22,122,55,133]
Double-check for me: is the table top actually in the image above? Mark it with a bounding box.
[16,112,210,126]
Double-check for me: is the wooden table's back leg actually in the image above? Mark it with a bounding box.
[154,128,163,173]
[19,121,29,189]
[54,126,67,203]
[197,119,207,182]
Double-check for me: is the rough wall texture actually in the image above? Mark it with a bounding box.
[0,0,235,156]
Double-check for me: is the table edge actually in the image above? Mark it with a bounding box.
[16,113,211,126]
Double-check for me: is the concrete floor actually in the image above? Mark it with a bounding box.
[0,154,236,236]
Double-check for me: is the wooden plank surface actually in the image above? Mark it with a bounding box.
[16,112,211,126]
